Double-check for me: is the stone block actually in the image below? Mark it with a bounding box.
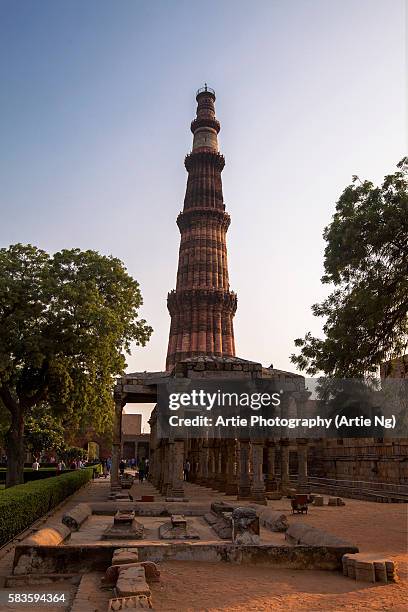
[108,595,152,609]
[286,524,353,547]
[265,492,282,500]
[116,566,151,598]
[23,524,71,546]
[385,560,398,583]
[204,511,232,539]
[341,554,398,583]
[112,548,139,566]
[102,518,144,540]
[114,511,136,525]
[328,497,338,506]
[373,560,388,583]
[257,508,288,532]
[140,561,160,583]
[159,518,200,540]
[232,507,260,545]
[211,501,234,515]
[342,553,356,578]
[355,560,376,582]
[62,503,92,531]
[103,562,160,587]
[313,495,324,506]
[171,514,186,527]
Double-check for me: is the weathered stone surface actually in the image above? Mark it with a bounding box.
[116,566,150,597]
[313,495,324,506]
[112,548,139,565]
[23,524,71,546]
[265,492,282,500]
[328,497,338,506]
[204,512,232,539]
[102,518,144,540]
[257,508,288,532]
[114,511,136,525]
[171,514,186,527]
[342,553,398,583]
[232,507,260,545]
[108,595,152,609]
[62,503,92,531]
[211,501,234,515]
[103,561,160,587]
[140,561,160,583]
[159,519,200,540]
[286,523,353,547]
[355,559,376,582]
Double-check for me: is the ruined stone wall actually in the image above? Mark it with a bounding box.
[309,438,408,485]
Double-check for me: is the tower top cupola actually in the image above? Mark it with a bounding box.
[191,84,220,152]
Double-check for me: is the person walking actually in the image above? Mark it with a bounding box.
[102,459,108,478]
[183,459,190,482]
[32,458,40,471]
[106,456,112,473]
[119,459,126,477]
[138,457,146,483]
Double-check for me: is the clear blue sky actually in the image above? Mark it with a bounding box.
[1,0,406,388]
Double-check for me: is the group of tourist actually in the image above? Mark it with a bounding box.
[117,456,149,483]
[101,456,113,477]
[30,458,88,473]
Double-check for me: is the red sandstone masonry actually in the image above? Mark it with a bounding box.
[166,89,237,370]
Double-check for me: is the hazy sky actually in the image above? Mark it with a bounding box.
[1,1,406,428]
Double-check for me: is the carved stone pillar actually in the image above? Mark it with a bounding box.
[161,442,171,495]
[250,440,266,503]
[280,439,291,493]
[200,438,209,485]
[265,441,277,492]
[111,399,123,491]
[225,439,238,495]
[237,439,251,499]
[211,441,221,489]
[297,438,310,493]
[169,439,185,498]
[208,441,216,486]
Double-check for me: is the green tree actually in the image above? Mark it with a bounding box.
[0,244,152,486]
[24,405,66,459]
[291,158,408,377]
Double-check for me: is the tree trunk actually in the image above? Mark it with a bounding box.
[5,403,25,488]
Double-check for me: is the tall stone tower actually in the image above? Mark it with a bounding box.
[166,86,237,370]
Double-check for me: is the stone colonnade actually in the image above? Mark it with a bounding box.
[111,361,311,498]
[147,434,310,501]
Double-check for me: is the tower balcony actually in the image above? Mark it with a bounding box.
[167,288,237,315]
[176,208,230,231]
[190,116,220,134]
[196,85,216,100]
[184,150,225,172]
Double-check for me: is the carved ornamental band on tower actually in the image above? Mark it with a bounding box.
[166,86,237,370]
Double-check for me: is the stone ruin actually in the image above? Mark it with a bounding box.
[102,511,144,541]
[103,548,160,609]
[159,514,200,540]
[231,507,260,545]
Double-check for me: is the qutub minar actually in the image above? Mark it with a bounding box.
[166,85,236,369]
[110,87,407,499]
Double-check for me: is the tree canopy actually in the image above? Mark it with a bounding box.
[291,158,408,377]
[0,244,152,485]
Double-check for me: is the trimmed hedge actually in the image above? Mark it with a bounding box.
[0,467,94,547]
[0,469,60,483]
